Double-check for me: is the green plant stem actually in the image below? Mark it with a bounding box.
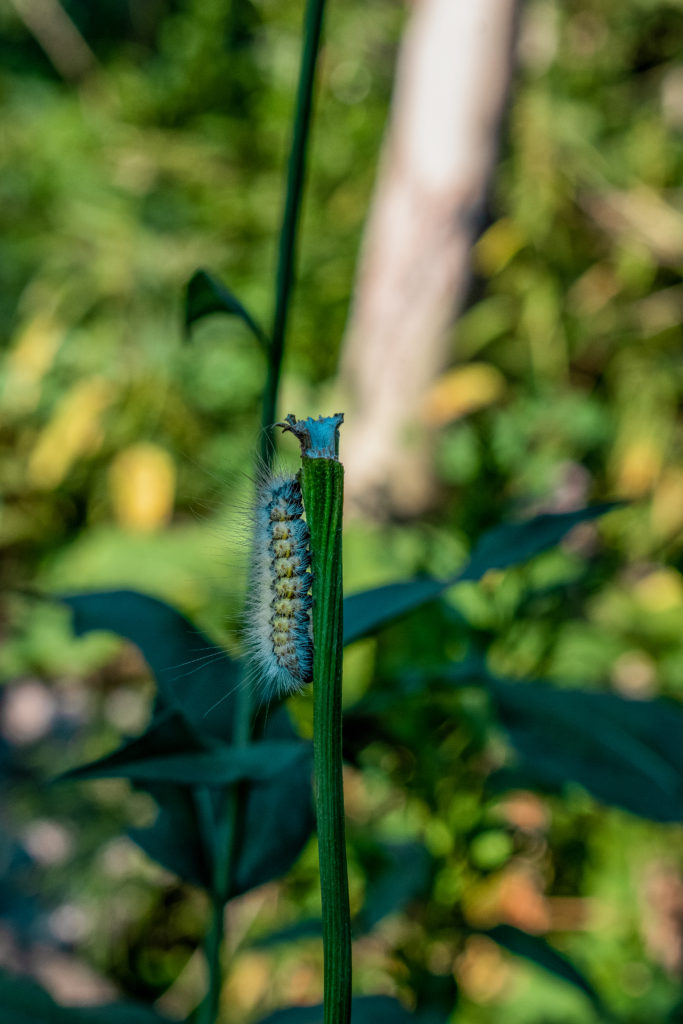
[299,455,352,1024]
[196,678,252,1024]
[200,0,328,1010]
[200,894,225,1024]
[261,0,327,465]
[194,784,226,1024]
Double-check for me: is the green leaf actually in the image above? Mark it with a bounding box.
[57,708,214,887]
[130,782,211,888]
[486,678,683,822]
[0,969,174,1024]
[460,503,620,581]
[58,707,210,783]
[185,268,270,350]
[357,842,432,933]
[254,841,432,947]
[61,705,314,892]
[63,736,311,787]
[60,590,239,740]
[231,710,315,897]
[343,504,618,645]
[343,578,452,647]
[60,594,315,894]
[250,917,323,949]
[484,925,605,1013]
[256,996,416,1024]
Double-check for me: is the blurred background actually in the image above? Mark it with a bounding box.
[0,0,682,1021]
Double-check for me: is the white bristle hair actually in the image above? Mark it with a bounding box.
[243,470,313,701]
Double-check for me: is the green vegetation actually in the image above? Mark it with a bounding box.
[0,1,682,1023]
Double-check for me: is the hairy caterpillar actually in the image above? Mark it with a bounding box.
[244,471,313,699]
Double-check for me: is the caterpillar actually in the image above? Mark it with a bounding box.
[244,471,313,700]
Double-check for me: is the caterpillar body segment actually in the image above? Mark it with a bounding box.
[245,474,313,699]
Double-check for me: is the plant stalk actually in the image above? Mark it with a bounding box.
[286,414,351,1024]
[199,893,225,1024]
[261,0,328,465]
[200,0,329,1011]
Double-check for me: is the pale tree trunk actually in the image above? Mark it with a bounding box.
[340,0,518,516]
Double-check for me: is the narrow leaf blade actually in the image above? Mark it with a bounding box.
[484,925,605,1012]
[64,739,311,787]
[460,502,620,580]
[344,504,617,645]
[185,268,269,350]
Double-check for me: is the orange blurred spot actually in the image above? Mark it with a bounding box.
[455,935,509,1003]
[223,952,272,1012]
[497,792,549,833]
[464,866,550,934]
[611,650,657,698]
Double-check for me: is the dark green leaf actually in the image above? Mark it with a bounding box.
[250,917,323,949]
[72,1007,177,1024]
[256,995,416,1024]
[63,737,311,787]
[484,925,605,1013]
[230,709,315,897]
[487,678,683,822]
[185,268,269,350]
[343,504,617,645]
[60,590,238,740]
[130,782,211,888]
[58,707,209,781]
[460,503,620,581]
[344,578,450,647]
[57,708,214,886]
[60,595,314,894]
[0,969,174,1024]
[253,841,432,946]
[357,842,432,933]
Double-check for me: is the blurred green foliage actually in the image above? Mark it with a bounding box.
[0,0,682,1022]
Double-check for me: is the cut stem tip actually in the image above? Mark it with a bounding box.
[279,413,344,461]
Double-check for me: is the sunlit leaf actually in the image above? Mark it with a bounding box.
[185,268,270,351]
[343,504,618,645]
